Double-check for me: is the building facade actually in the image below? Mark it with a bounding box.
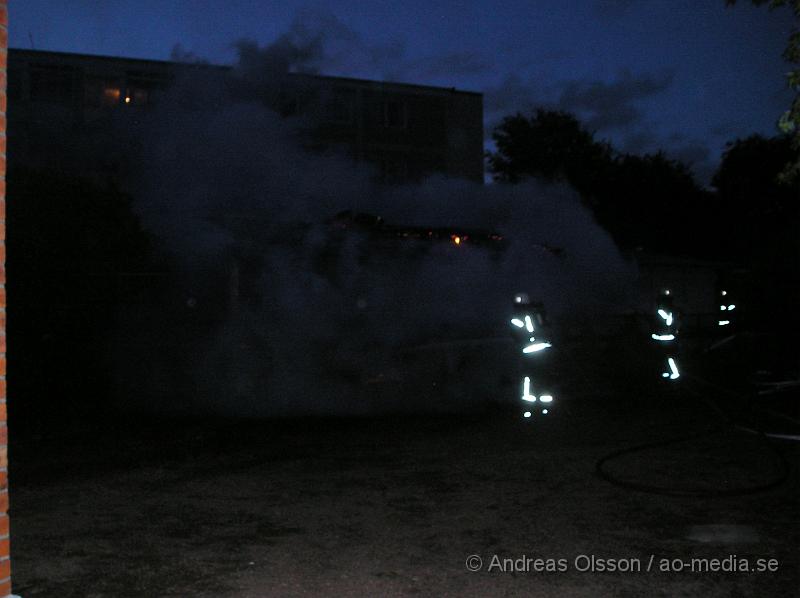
[7,49,484,184]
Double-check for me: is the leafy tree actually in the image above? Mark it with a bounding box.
[727,0,800,181]
[8,169,156,424]
[712,134,798,203]
[597,152,716,256]
[711,134,800,265]
[487,109,713,256]
[487,110,613,194]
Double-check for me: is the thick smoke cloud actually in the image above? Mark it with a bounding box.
[115,37,636,418]
[229,9,492,86]
[234,9,406,80]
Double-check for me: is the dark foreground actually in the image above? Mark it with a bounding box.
[8,342,800,597]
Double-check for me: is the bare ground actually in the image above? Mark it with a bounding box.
[7,346,800,597]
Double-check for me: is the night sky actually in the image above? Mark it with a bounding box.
[9,0,796,184]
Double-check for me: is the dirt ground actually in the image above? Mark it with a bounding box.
[7,344,800,597]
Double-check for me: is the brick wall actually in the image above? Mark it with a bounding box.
[0,1,9,596]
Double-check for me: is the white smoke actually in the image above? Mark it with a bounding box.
[113,34,637,417]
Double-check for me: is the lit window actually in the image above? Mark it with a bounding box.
[86,77,123,107]
[103,86,121,105]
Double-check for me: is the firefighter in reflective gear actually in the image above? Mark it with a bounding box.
[651,289,680,381]
[510,293,554,418]
[717,288,737,332]
[705,286,740,354]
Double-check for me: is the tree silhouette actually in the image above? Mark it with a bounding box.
[726,0,800,182]
[712,134,800,266]
[8,168,157,424]
[598,152,715,256]
[488,110,613,194]
[487,109,712,256]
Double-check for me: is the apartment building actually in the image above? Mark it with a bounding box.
[7,49,484,184]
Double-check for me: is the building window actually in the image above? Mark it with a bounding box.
[384,99,407,129]
[123,87,149,106]
[85,78,123,106]
[29,64,80,102]
[278,91,299,117]
[325,89,355,124]
[104,86,122,105]
[124,70,169,106]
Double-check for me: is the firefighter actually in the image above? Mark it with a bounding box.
[651,289,680,381]
[510,293,554,418]
[717,288,737,332]
[705,284,740,353]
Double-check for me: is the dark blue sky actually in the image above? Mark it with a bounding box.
[9,0,795,184]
